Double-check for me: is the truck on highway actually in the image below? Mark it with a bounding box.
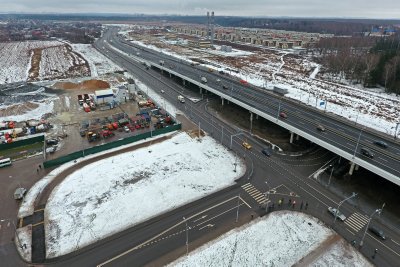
[201,77,207,83]
[177,95,185,103]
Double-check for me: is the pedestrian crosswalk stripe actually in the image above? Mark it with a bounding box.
[241,183,267,204]
[345,213,369,232]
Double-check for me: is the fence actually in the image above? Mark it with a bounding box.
[0,134,44,150]
[43,124,181,168]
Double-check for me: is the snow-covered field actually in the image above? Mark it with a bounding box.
[121,31,400,137]
[0,41,62,84]
[45,132,245,258]
[169,212,372,267]
[71,44,122,76]
[37,45,89,80]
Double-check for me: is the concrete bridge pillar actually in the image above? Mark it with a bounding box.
[169,73,172,78]
[183,80,186,86]
[296,134,300,141]
[289,132,294,144]
[349,162,355,175]
[355,164,359,171]
[199,87,203,94]
[221,97,224,106]
[250,112,253,133]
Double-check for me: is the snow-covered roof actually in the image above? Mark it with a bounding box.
[94,89,113,98]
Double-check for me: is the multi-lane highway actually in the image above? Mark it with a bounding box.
[31,30,399,266]
[100,28,400,186]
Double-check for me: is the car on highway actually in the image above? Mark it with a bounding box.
[261,148,271,157]
[222,85,228,90]
[279,112,287,119]
[327,207,346,221]
[161,90,165,93]
[373,140,388,148]
[216,79,221,83]
[360,147,374,158]
[242,142,252,150]
[316,124,326,132]
[368,226,386,240]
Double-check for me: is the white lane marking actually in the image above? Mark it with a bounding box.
[199,224,214,231]
[378,157,388,162]
[392,239,400,246]
[193,215,207,223]
[97,195,240,266]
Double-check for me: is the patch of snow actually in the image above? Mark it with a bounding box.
[169,212,333,267]
[16,225,32,262]
[310,239,373,267]
[169,212,371,267]
[45,132,245,258]
[0,98,55,122]
[18,132,176,219]
[310,64,320,79]
[71,43,122,76]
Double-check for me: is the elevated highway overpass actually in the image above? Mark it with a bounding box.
[97,28,400,186]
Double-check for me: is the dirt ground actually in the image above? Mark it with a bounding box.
[51,79,110,91]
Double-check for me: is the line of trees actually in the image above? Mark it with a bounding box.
[313,35,400,95]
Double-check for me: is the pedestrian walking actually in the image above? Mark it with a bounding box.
[292,200,296,208]
[36,168,39,173]
[288,198,292,206]
[372,248,378,259]
[305,202,308,210]
[300,201,303,210]
[38,164,42,169]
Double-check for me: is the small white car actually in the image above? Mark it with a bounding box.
[14,188,27,200]
[328,207,346,221]
[161,90,165,93]
[123,126,130,133]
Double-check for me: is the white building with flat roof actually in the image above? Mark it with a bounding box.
[94,89,114,104]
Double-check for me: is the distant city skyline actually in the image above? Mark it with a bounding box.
[1,0,400,19]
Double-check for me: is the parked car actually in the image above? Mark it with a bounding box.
[360,147,374,158]
[279,112,287,119]
[316,124,326,132]
[368,226,386,240]
[123,126,130,133]
[261,148,271,157]
[46,139,59,146]
[242,142,252,150]
[327,207,346,221]
[373,140,388,148]
[14,188,27,200]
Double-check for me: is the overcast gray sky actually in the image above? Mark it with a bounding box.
[2,0,400,19]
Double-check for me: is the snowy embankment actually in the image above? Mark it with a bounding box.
[71,44,122,76]
[169,212,372,267]
[0,99,55,122]
[45,133,245,258]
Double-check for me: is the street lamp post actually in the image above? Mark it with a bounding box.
[333,192,358,225]
[230,132,244,149]
[236,194,241,223]
[328,165,334,187]
[1,219,23,249]
[360,208,382,247]
[352,128,365,159]
[183,217,189,255]
[276,100,282,122]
